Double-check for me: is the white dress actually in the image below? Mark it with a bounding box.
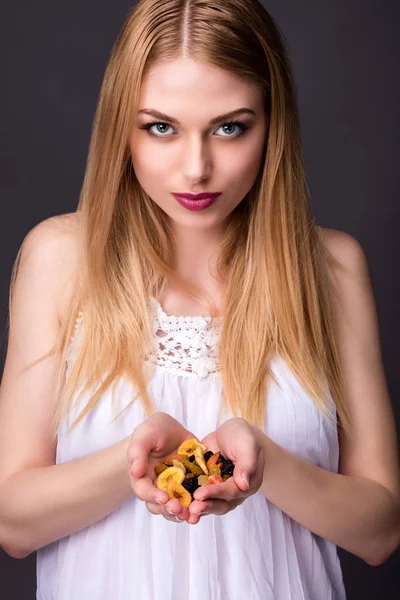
[36,297,346,600]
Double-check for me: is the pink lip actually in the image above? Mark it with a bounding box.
[171,192,222,200]
[171,192,221,212]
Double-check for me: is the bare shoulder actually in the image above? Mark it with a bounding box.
[318,226,400,533]
[317,226,367,271]
[21,212,82,324]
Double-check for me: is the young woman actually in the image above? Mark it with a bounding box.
[1,0,399,598]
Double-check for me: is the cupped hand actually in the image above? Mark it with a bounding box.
[127,412,199,523]
[187,418,265,525]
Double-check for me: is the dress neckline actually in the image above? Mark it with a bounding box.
[150,296,223,323]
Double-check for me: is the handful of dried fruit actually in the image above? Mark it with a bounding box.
[154,438,234,507]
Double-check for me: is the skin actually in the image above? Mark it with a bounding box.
[129,56,268,305]
[128,58,400,560]
[127,56,269,523]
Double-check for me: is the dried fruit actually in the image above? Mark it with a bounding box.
[194,445,209,475]
[198,475,210,486]
[206,451,220,470]
[154,442,235,506]
[208,475,224,485]
[166,481,192,507]
[208,464,221,477]
[156,466,185,491]
[182,456,203,476]
[182,476,199,495]
[155,463,169,476]
[177,438,206,458]
[172,459,186,474]
[221,460,234,477]
[163,454,185,465]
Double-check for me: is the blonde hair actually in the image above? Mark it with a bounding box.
[9,0,351,437]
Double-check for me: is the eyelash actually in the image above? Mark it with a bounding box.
[139,120,249,138]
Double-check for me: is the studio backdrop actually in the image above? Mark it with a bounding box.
[0,1,399,598]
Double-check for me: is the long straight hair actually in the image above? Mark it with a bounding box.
[9,0,351,437]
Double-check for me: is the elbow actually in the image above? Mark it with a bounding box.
[0,526,32,560]
[1,540,32,560]
[365,525,400,567]
[364,494,400,567]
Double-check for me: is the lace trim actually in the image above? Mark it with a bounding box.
[144,297,223,379]
[66,299,223,380]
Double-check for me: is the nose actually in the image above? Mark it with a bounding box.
[181,136,212,184]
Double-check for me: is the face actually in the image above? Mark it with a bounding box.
[129,57,268,232]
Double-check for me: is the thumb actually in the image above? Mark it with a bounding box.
[127,423,158,478]
[231,442,257,492]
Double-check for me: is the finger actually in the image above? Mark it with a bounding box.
[131,474,168,504]
[164,498,190,520]
[193,479,243,503]
[189,498,234,517]
[200,434,219,454]
[187,511,210,525]
[127,424,160,479]
[146,500,187,523]
[228,434,259,492]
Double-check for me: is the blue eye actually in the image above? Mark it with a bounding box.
[139,120,248,138]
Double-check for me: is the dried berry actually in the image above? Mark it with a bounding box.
[203,451,213,462]
[188,455,196,463]
[182,477,199,495]
[221,461,234,476]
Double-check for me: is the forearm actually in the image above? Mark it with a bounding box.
[0,436,133,558]
[254,428,400,565]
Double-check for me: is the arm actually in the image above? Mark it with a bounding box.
[190,231,400,562]
[257,231,400,566]
[0,436,133,559]
[0,216,133,559]
[254,429,400,566]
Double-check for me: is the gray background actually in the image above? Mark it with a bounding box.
[0,1,399,597]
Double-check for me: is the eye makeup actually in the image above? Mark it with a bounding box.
[138,120,250,138]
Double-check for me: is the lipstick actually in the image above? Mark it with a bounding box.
[171,192,221,211]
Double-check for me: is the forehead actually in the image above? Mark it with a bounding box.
[137,57,263,113]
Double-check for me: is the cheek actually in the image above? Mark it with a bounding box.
[130,143,169,186]
[228,144,265,190]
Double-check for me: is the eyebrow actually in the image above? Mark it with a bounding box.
[137,107,257,125]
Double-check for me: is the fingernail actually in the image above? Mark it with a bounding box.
[130,459,138,474]
[242,471,249,489]
[166,508,175,515]
[154,497,163,505]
